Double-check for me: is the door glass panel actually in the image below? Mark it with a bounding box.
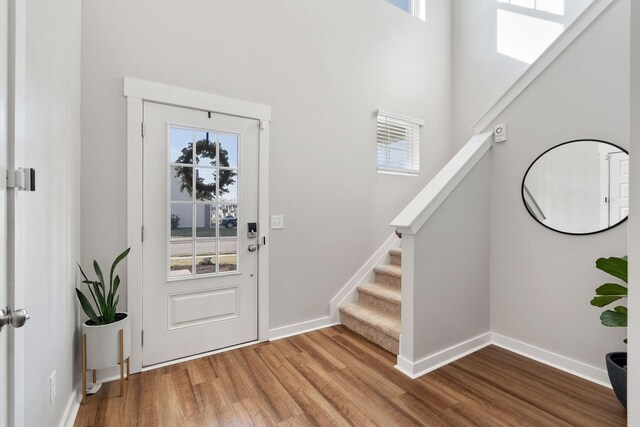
[196,241,217,274]
[196,131,217,166]
[219,133,238,168]
[196,168,217,201]
[219,239,238,272]
[168,125,241,278]
[196,204,217,238]
[171,166,193,201]
[170,242,193,277]
[171,204,193,239]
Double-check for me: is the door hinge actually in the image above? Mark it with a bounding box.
[259,120,266,130]
[141,330,144,346]
[6,168,36,191]
[141,122,145,137]
[141,226,144,242]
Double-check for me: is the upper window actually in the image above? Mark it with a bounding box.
[385,0,426,20]
[376,110,423,175]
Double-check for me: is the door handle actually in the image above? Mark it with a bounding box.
[248,244,258,252]
[0,307,31,332]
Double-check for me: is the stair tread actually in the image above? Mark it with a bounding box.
[389,248,402,256]
[358,282,401,305]
[374,264,402,278]
[339,302,400,339]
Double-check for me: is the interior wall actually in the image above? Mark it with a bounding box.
[490,0,629,376]
[81,0,453,331]
[628,0,639,421]
[21,0,82,425]
[452,0,593,148]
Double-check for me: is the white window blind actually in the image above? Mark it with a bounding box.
[376,110,423,175]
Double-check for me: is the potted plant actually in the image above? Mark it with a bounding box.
[76,247,131,403]
[590,255,628,409]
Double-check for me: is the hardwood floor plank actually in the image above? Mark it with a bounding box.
[74,327,626,427]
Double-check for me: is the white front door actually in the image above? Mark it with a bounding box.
[142,102,259,366]
[0,0,8,422]
[609,151,630,225]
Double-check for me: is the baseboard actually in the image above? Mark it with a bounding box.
[395,332,492,379]
[58,388,80,427]
[491,333,611,388]
[269,316,339,341]
[329,233,400,321]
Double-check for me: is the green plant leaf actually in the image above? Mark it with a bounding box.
[594,283,627,296]
[93,260,105,293]
[590,295,623,307]
[600,309,628,327]
[109,247,130,288]
[596,257,627,283]
[614,306,628,315]
[77,262,91,283]
[85,280,103,319]
[75,289,100,324]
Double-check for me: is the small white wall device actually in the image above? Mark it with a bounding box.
[494,124,507,143]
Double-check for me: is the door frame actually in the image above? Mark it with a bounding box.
[124,77,271,373]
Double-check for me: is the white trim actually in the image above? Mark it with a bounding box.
[57,390,80,427]
[125,78,271,374]
[395,332,492,379]
[391,131,493,235]
[269,316,339,341]
[329,233,400,322]
[124,77,271,121]
[471,0,616,134]
[376,109,425,127]
[491,333,612,388]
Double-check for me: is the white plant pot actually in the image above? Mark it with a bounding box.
[82,312,131,370]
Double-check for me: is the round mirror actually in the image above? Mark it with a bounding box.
[522,140,628,235]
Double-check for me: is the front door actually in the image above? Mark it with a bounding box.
[142,102,259,366]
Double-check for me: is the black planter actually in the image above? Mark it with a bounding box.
[605,352,627,409]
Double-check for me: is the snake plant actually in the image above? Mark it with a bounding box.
[76,248,130,325]
[590,256,628,343]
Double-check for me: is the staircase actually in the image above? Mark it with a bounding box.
[339,248,402,354]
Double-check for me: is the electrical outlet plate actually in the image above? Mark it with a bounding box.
[270,215,284,230]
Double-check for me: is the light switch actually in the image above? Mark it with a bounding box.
[271,215,284,229]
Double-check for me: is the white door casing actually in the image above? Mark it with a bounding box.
[609,151,629,225]
[125,78,271,373]
[0,0,8,423]
[142,102,258,366]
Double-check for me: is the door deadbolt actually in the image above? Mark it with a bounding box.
[0,307,31,331]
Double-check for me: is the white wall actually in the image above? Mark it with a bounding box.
[628,0,639,421]
[20,0,82,425]
[452,0,593,148]
[81,0,453,331]
[409,153,491,361]
[490,0,629,378]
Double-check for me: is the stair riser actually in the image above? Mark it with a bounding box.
[390,254,401,266]
[375,272,401,289]
[341,313,399,355]
[359,293,400,318]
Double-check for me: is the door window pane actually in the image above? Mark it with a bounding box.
[196,131,217,166]
[170,242,193,277]
[219,134,238,168]
[219,180,237,204]
[171,166,193,201]
[196,241,217,274]
[219,239,238,272]
[219,204,238,238]
[196,204,217,238]
[171,204,193,239]
[196,168,217,201]
[170,127,194,164]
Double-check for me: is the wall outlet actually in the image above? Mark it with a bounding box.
[270,215,284,229]
[49,371,56,405]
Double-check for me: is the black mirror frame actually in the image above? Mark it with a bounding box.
[521,139,629,236]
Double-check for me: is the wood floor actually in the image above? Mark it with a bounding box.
[74,326,626,426]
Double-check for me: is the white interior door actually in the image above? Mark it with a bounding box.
[0,0,8,423]
[609,151,630,225]
[142,102,259,366]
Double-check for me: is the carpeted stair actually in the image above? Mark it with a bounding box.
[339,247,402,354]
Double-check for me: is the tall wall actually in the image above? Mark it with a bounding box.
[452,0,593,148]
[81,0,453,331]
[490,0,629,379]
[628,0,639,421]
[20,0,82,425]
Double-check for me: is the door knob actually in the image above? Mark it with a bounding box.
[0,307,31,331]
[248,244,258,252]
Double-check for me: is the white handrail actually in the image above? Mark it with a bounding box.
[471,0,616,134]
[391,131,494,235]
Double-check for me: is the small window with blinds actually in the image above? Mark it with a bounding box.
[376,110,424,175]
